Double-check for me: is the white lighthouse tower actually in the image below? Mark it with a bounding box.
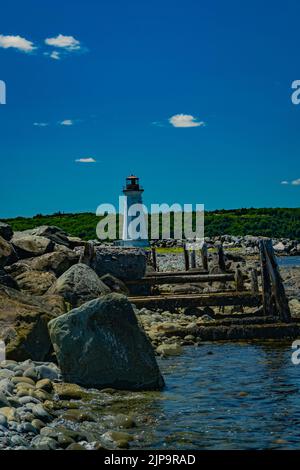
[120,175,149,247]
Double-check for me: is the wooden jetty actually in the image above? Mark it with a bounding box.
[127,239,292,340]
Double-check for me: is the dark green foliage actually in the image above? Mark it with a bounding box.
[2,207,300,241]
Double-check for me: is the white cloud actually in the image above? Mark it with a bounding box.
[169,114,205,128]
[45,34,80,51]
[49,51,61,60]
[0,34,35,52]
[60,119,74,126]
[281,181,289,185]
[33,122,48,127]
[75,158,96,163]
[292,179,300,186]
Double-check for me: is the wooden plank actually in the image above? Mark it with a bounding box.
[129,292,262,310]
[127,273,239,286]
[146,269,208,277]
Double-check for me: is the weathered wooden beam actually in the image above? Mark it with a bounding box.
[259,239,274,317]
[263,239,291,323]
[146,269,208,277]
[127,273,239,286]
[129,292,262,310]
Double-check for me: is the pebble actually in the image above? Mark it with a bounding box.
[31,435,58,450]
[0,414,8,428]
[32,404,51,422]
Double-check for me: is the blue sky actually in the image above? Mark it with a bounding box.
[0,0,300,218]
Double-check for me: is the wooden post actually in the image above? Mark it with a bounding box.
[235,268,244,292]
[263,239,291,323]
[259,239,291,322]
[250,268,259,294]
[79,241,95,266]
[190,249,196,269]
[259,239,274,317]
[217,243,226,272]
[183,243,190,271]
[151,247,158,272]
[200,242,208,271]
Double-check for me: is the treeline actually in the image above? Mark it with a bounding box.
[2,207,300,241]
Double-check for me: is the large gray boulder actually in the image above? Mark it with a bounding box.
[0,286,65,361]
[15,226,70,247]
[6,250,79,278]
[0,236,14,267]
[0,222,13,241]
[48,294,165,391]
[47,263,110,307]
[12,235,54,259]
[15,270,56,296]
[92,247,147,281]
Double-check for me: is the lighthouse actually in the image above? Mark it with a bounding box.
[120,175,149,247]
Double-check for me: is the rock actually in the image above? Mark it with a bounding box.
[0,286,56,361]
[289,299,300,316]
[0,236,14,267]
[0,267,19,289]
[273,242,286,253]
[183,306,215,318]
[31,404,52,421]
[63,409,95,423]
[53,383,91,401]
[0,222,13,241]
[92,247,147,281]
[12,235,54,259]
[100,273,130,296]
[11,377,36,386]
[31,435,58,450]
[102,430,133,449]
[156,343,183,356]
[16,226,70,247]
[0,414,8,428]
[48,263,111,307]
[35,364,60,381]
[7,250,79,278]
[15,271,56,296]
[35,379,53,393]
[0,406,17,421]
[31,418,45,431]
[48,294,165,391]
[0,392,10,407]
[66,443,86,450]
